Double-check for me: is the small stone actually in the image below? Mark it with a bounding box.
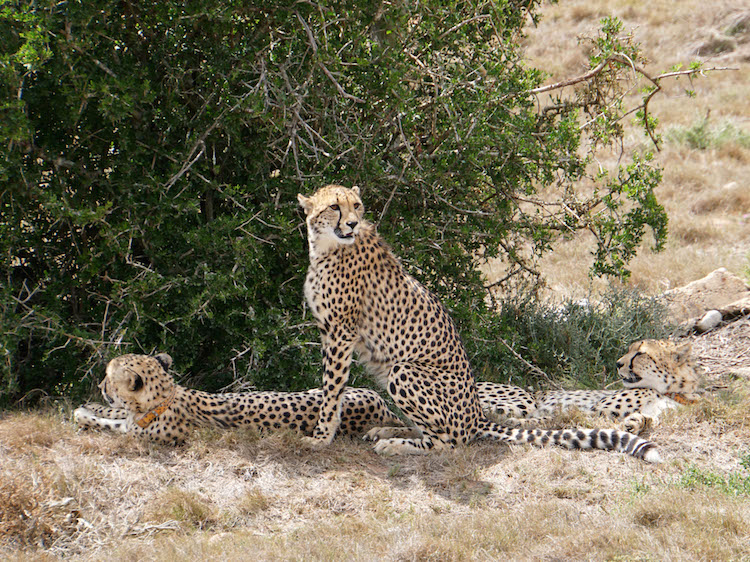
[696,310,723,333]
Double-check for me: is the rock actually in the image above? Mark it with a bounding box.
[663,268,750,324]
[694,32,737,56]
[720,296,750,319]
[725,12,750,41]
[696,310,723,333]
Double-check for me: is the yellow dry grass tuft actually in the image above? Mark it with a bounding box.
[144,488,217,531]
[0,469,80,551]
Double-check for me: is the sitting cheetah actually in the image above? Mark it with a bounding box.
[73,353,403,444]
[297,184,660,462]
[477,340,701,434]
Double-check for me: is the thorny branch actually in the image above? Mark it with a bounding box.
[527,54,737,149]
[494,336,562,389]
[164,91,255,190]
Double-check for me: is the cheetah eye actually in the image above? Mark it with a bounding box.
[330,204,340,211]
[353,203,360,209]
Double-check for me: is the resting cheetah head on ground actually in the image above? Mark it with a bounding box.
[100,353,176,414]
[298,184,364,254]
[616,339,700,395]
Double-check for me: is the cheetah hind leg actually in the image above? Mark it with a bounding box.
[370,363,468,455]
[73,404,129,434]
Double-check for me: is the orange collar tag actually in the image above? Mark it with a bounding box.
[664,392,699,406]
[135,387,177,429]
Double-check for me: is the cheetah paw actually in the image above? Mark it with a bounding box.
[373,438,414,456]
[301,435,332,449]
[363,426,422,442]
[623,414,655,435]
[73,406,97,427]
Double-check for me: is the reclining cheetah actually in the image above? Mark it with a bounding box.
[297,184,660,462]
[477,340,701,434]
[73,353,403,444]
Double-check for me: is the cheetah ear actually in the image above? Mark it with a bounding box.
[297,193,313,214]
[351,185,360,196]
[674,343,691,364]
[153,353,173,371]
[129,373,144,392]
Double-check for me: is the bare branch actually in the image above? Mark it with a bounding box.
[165,91,255,190]
[495,336,562,389]
[528,52,736,97]
[318,62,365,103]
[438,14,492,40]
[528,58,610,95]
[528,53,738,149]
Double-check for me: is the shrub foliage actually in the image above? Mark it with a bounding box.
[2,1,675,402]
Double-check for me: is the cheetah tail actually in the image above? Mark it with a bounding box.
[476,420,661,463]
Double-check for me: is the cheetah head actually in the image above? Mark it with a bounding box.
[100,353,175,414]
[616,340,700,395]
[298,184,364,255]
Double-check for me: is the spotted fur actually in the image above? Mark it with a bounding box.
[297,184,660,462]
[478,340,701,434]
[73,353,403,444]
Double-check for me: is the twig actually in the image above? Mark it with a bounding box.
[124,521,180,537]
[496,336,563,389]
[528,58,610,95]
[396,113,423,171]
[165,141,206,191]
[483,268,523,290]
[434,193,491,216]
[318,62,365,103]
[69,42,118,78]
[378,184,400,225]
[296,12,318,54]
[237,226,276,246]
[438,14,492,40]
[165,91,255,190]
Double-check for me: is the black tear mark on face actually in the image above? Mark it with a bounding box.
[628,351,642,371]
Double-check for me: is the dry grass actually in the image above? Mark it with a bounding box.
[3,320,750,560]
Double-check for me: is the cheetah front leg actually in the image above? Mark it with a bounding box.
[73,404,130,434]
[305,332,357,446]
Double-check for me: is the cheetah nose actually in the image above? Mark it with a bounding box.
[616,360,624,369]
[346,220,358,229]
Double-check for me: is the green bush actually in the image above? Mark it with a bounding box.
[1,1,677,403]
[677,456,750,497]
[667,117,750,150]
[471,288,671,390]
